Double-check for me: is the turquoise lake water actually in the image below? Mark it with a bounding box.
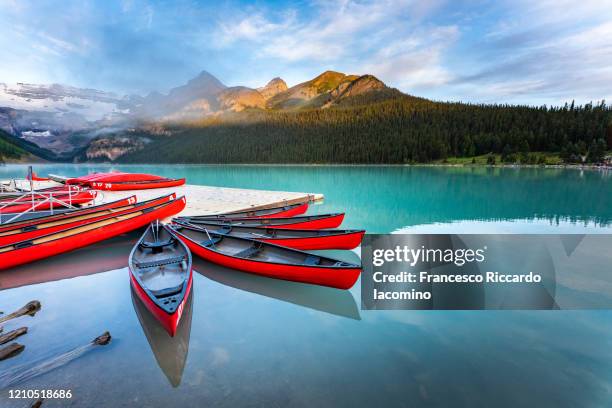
[0,164,611,407]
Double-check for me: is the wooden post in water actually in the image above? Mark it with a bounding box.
[0,301,41,325]
[30,398,44,408]
[0,343,24,361]
[0,327,27,345]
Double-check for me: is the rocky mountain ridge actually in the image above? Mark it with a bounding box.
[0,69,398,159]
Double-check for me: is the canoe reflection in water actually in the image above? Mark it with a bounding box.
[131,288,193,388]
[0,231,140,290]
[192,257,361,320]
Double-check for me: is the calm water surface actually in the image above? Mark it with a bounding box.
[1,165,611,407]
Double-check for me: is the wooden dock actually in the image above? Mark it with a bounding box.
[1,179,324,217]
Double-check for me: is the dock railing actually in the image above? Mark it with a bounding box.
[0,183,103,225]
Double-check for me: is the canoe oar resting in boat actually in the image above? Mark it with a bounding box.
[129,222,193,337]
[169,224,361,290]
[172,219,365,250]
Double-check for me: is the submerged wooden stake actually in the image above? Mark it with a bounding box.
[93,331,112,346]
[0,343,24,361]
[0,301,41,325]
[0,327,27,345]
[0,331,112,389]
[30,397,44,408]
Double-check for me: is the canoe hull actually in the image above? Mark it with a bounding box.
[0,197,186,270]
[183,213,345,230]
[130,269,193,337]
[260,202,308,218]
[90,178,186,191]
[0,195,174,246]
[176,233,360,289]
[220,202,309,218]
[0,195,137,233]
[273,213,344,229]
[260,230,365,250]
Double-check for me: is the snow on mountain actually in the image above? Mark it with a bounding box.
[0,82,125,122]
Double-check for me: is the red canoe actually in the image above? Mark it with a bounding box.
[177,213,345,230]
[1,188,89,203]
[0,194,176,246]
[129,223,193,337]
[0,195,138,233]
[216,202,309,219]
[173,220,365,250]
[0,196,186,270]
[0,190,97,213]
[66,172,184,190]
[170,224,361,289]
[0,186,81,201]
[66,172,165,185]
[26,171,50,181]
[89,178,186,191]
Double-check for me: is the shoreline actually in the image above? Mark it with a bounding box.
[2,162,611,171]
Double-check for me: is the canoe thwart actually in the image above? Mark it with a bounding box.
[135,255,186,269]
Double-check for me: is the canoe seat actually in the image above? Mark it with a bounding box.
[216,225,232,235]
[235,242,264,259]
[150,283,183,298]
[334,261,354,267]
[304,255,321,266]
[201,236,222,247]
[140,238,175,251]
[14,241,34,249]
[135,255,185,269]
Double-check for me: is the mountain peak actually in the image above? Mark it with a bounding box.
[186,70,226,88]
[258,77,288,100]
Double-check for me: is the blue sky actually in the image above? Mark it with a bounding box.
[1,0,611,106]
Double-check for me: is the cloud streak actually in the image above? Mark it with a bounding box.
[0,0,610,105]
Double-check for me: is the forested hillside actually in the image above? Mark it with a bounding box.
[0,129,29,162]
[118,96,612,164]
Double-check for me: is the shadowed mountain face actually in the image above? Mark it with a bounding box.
[125,70,228,119]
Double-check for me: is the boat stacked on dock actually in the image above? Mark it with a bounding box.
[169,202,365,290]
[1,169,362,339]
[65,172,186,190]
[0,194,186,269]
[0,188,97,213]
[177,212,346,230]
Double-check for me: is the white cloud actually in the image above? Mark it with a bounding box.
[440,0,612,105]
[362,25,458,90]
[213,0,454,90]
[216,11,296,46]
